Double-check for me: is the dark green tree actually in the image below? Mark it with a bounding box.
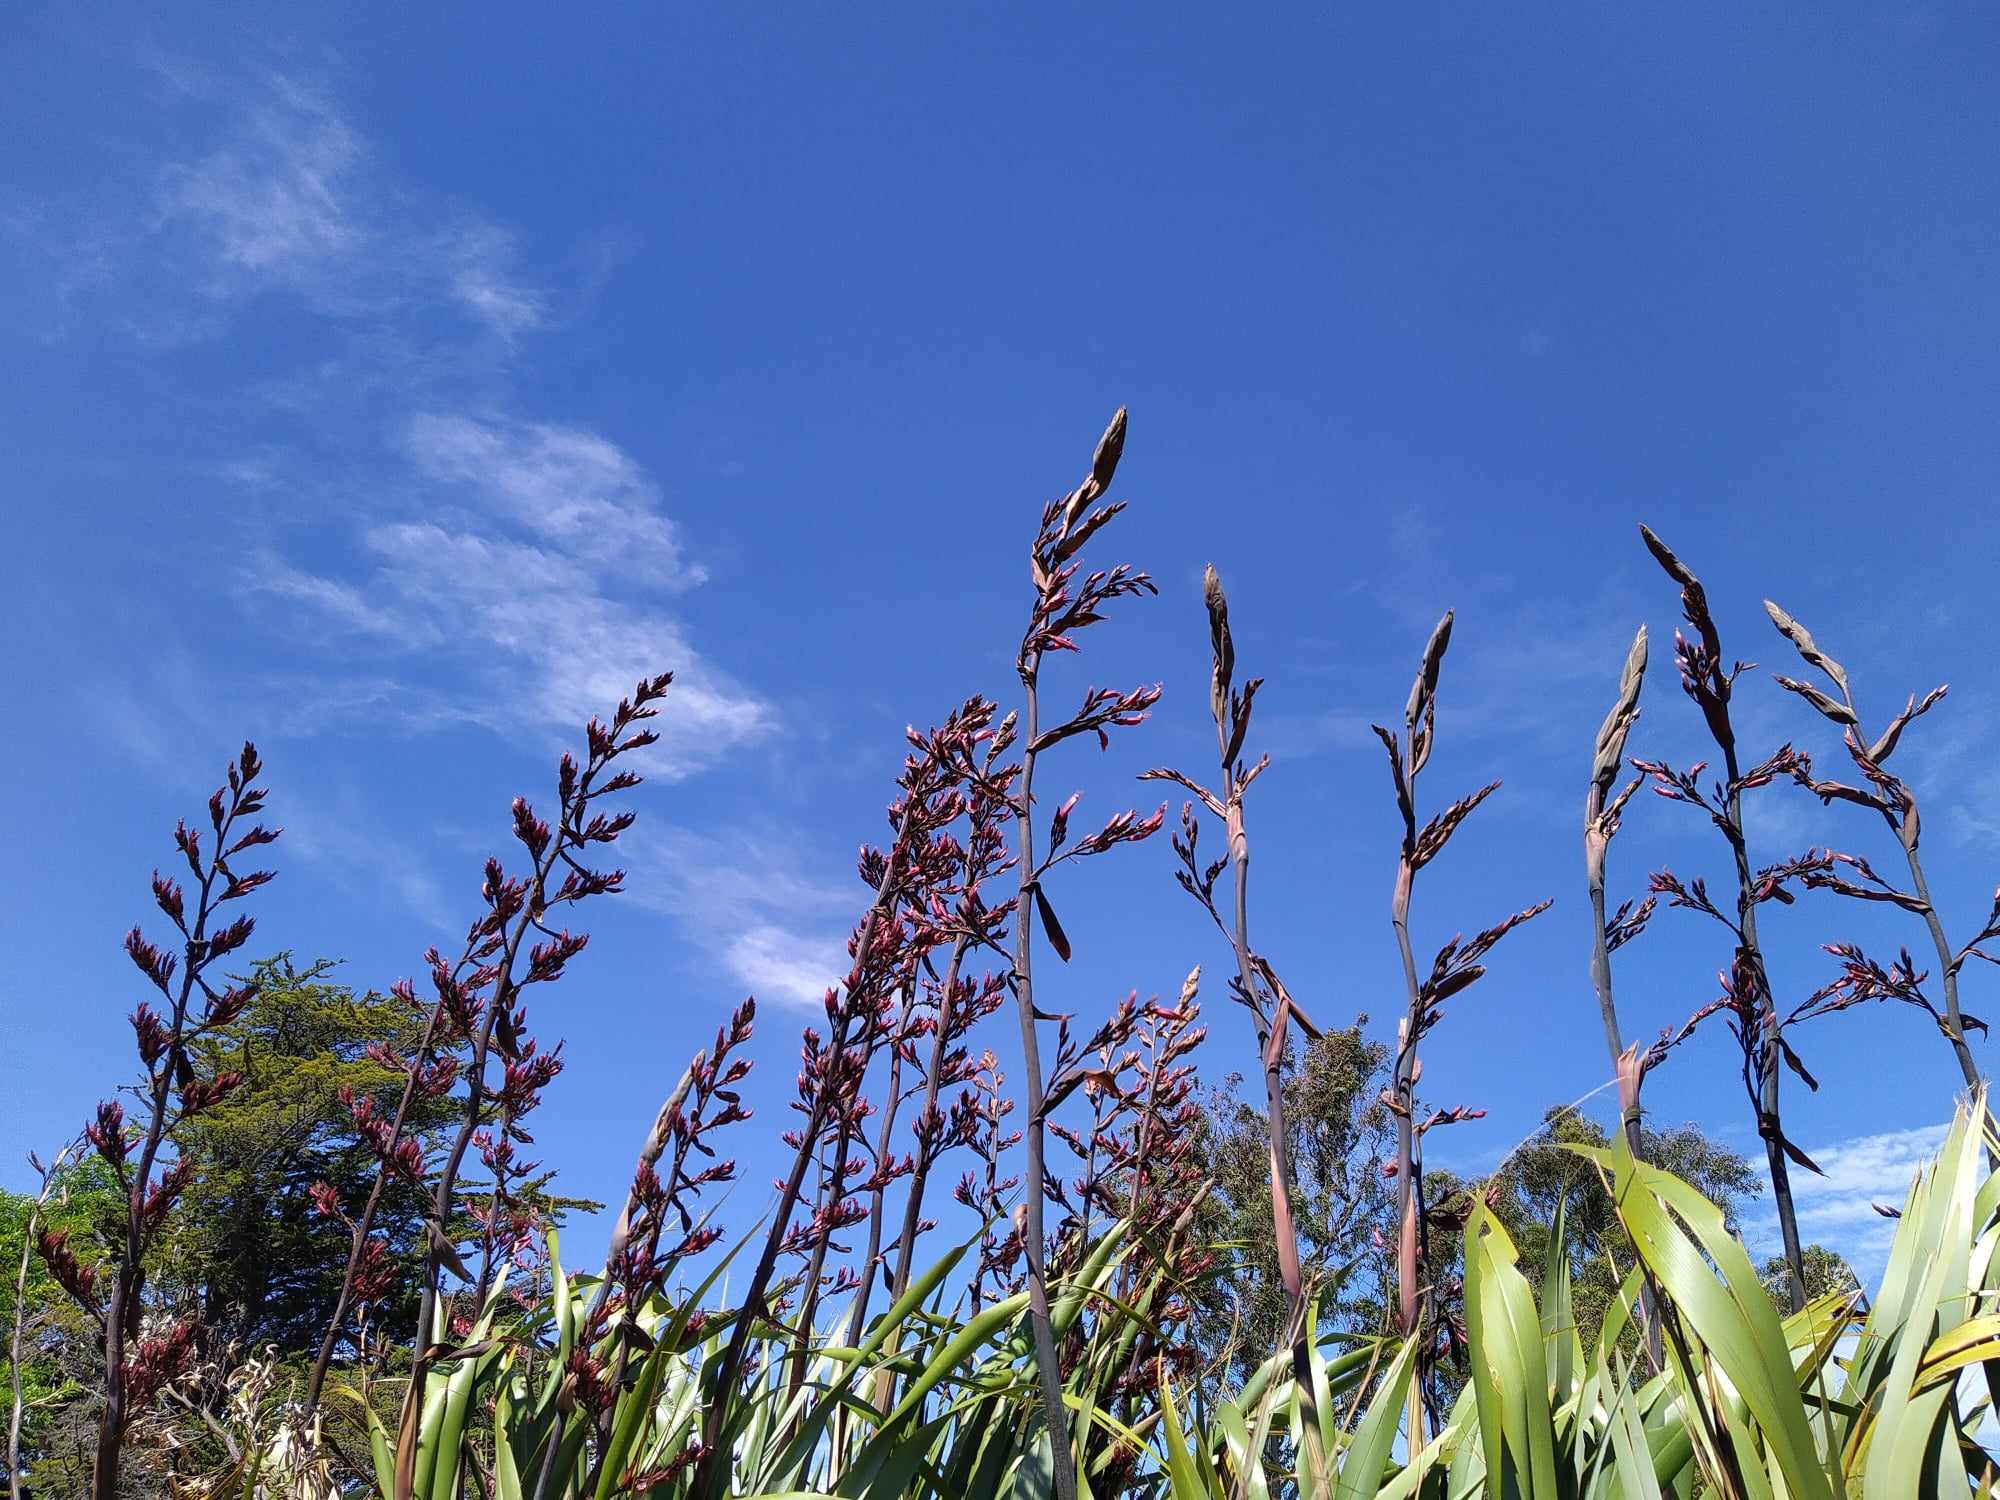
[1201,1085,1782,1398]
[12,958,478,1496]
[1477,1108,1761,1358]
[1761,1244,1861,1307]
[1481,1110,1862,1346]
[157,955,451,1358]
[1190,1023,1396,1383]
[6,1154,123,1498]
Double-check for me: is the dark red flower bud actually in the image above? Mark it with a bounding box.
[86,1100,128,1167]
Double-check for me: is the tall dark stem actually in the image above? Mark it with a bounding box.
[580,1064,700,1480]
[396,849,562,1500]
[304,1000,446,1414]
[1228,811,1325,1462]
[1904,849,1984,1092]
[1763,601,1986,1161]
[1585,871,1641,1158]
[1146,563,1324,1467]
[1584,627,1662,1364]
[700,983,856,1485]
[1642,527,1809,1314]
[843,999,911,1350]
[394,673,670,1500]
[95,762,265,1500]
[789,1120,857,1394]
[1809,642,1979,1090]
[96,982,187,1499]
[887,934,971,1304]
[1586,627,1650,1165]
[1369,610,1552,1427]
[1383,611,1454,1422]
[1388,858,1430,1355]
[1011,668,1077,1500]
[994,407,1151,1499]
[694,804,925,1500]
[1722,755,1808,1316]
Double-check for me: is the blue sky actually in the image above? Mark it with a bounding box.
[5,4,1999,1284]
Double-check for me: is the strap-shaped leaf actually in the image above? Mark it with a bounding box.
[1333,1335,1416,1500]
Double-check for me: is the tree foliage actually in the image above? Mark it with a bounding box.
[1191,1025,1396,1381]
[162,954,451,1355]
[4,1156,121,1495]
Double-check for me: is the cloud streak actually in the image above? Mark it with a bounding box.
[156,72,362,286]
[21,48,797,969]
[253,412,771,778]
[624,822,856,1010]
[1748,1121,1945,1280]
[72,62,780,777]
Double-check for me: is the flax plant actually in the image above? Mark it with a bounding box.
[692,698,990,1495]
[1044,991,1148,1261]
[839,976,919,1353]
[386,675,673,1500]
[1143,564,1332,1475]
[1373,612,1549,1416]
[881,738,1017,1311]
[573,997,754,1486]
[779,742,984,1393]
[1007,406,1163,1499]
[1584,627,1656,1160]
[1760,597,1999,1093]
[304,997,451,1414]
[779,941,921,1392]
[1070,976,1209,1495]
[956,1050,1023,1316]
[1582,625,1664,1364]
[43,743,280,1500]
[53,405,2000,1500]
[1632,526,1828,1313]
[308,682,672,1425]
[863,750,1017,1410]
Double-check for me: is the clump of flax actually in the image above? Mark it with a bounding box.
[1760,597,1997,1094]
[1005,407,1164,1500]
[1142,564,1330,1468]
[1584,626,1656,1159]
[1373,611,1549,1419]
[1631,526,1832,1314]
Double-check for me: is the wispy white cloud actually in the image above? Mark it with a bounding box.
[1960,768,2000,847]
[400,414,706,585]
[624,823,857,1010]
[726,925,843,1011]
[439,224,547,338]
[1738,786,1817,851]
[6,57,546,351]
[75,63,776,776]
[280,784,456,932]
[1896,688,2000,848]
[1749,1121,1945,1279]
[253,558,415,638]
[23,52,780,938]
[156,71,362,285]
[137,68,547,349]
[296,472,770,777]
